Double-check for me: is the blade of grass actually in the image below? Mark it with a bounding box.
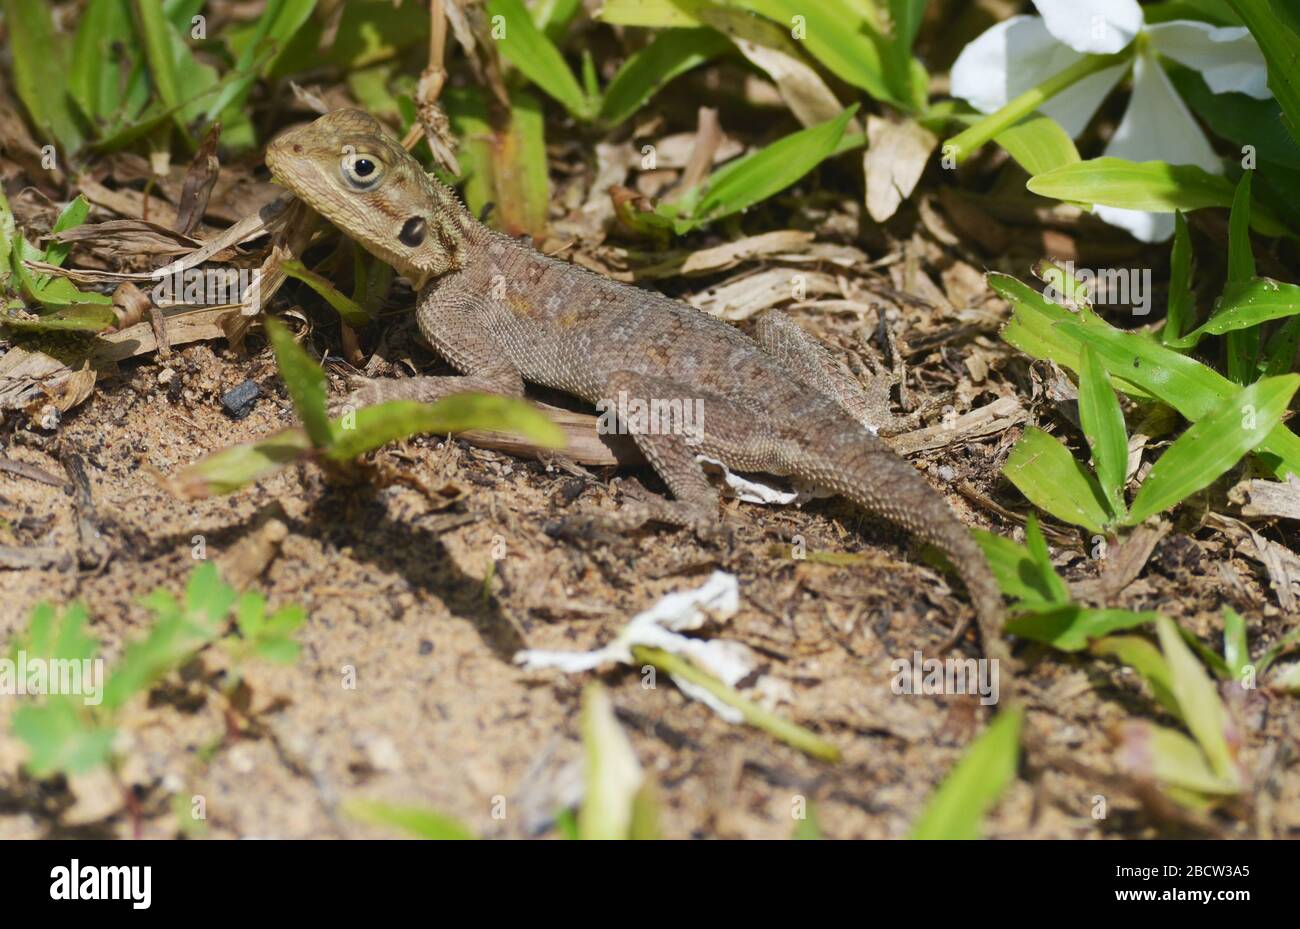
[486,0,593,119]
[1124,374,1300,524]
[1002,428,1111,534]
[264,317,332,448]
[909,706,1023,839]
[1155,615,1239,783]
[1078,345,1128,519]
[1161,212,1195,346]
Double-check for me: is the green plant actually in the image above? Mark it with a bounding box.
[8,563,305,782]
[173,317,565,496]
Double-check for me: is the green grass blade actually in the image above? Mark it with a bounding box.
[910,707,1023,839]
[676,105,857,230]
[1,0,85,150]
[1222,607,1250,682]
[278,259,370,327]
[1003,428,1111,534]
[1028,158,1235,212]
[326,395,565,462]
[1077,345,1128,519]
[171,428,313,497]
[1090,635,1181,716]
[971,527,1067,607]
[343,799,476,839]
[986,274,1300,477]
[1176,277,1300,346]
[1007,606,1155,652]
[133,0,188,142]
[994,114,1081,177]
[1124,374,1300,524]
[1224,172,1257,382]
[578,682,648,840]
[486,0,593,119]
[1155,615,1239,783]
[733,0,902,107]
[264,318,332,448]
[599,28,731,125]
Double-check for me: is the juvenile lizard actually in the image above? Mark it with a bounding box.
[266,109,1010,664]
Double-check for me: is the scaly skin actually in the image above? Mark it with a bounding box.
[266,109,1011,666]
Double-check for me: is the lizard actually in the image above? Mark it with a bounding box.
[265,108,1012,666]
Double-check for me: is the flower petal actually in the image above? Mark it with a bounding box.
[1033,0,1143,54]
[1096,49,1220,242]
[1103,49,1220,170]
[1147,21,1272,99]
[1039,61,1131,138]
[1094,205,1176,243]
[953,14,1125,137]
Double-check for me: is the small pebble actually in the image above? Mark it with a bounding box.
[221,379,261,419]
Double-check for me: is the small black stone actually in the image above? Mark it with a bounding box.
[418,640,434,655]
[221,379,261,419]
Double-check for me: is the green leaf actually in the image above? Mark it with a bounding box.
[971,528,1067,607]
[1176,277,1300,347]
[1161,212,1195,346]
[910,707,1023,839]
[326,395,565,462]
[444,88,551,239]
[486,0,593,119]
[1007,606,1154,652]
[204,0,317,122]
[265,317,332,448]
[987,273,1300,478]
[599,28,731,125]
[578,682,648,840]
[1029,158,1231,212]
[13,700,115,777]
[171,427,313,497]
[1124,374,1300,524]
[733,0,901,106]
[133,0,187,143]
[1156,615,1238,783]
[597,0,702,27]
[1022,512,1070,603]
[1225,0,1300,144]
[1,304,117,332]
[994,114,1081,177]
[1128,722,1242,795]
[70,0,147,127]
[43,196,91,268]
[1077,346,1128,519]
[673,105,857,231]
[0,0,85,150]
[343,799,476,840]
[278,259,369,327]
[1224,172,1258,382]
[1222,607,1250,682]
[1090,635,1181,716]
[1002,428,1110,534]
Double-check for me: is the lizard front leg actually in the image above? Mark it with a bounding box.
[331,283,524,413]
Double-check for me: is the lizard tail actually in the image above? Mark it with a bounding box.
[786,436,1010,666]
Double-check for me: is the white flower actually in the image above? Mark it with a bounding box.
[951,0,1272,242]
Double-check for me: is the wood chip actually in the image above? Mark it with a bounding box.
[1231,475,1300,521]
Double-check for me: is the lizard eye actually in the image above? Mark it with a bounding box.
[340,152,385,190]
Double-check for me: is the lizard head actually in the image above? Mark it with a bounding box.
[266,108,465,289]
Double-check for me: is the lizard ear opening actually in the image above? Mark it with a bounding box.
[399,216,427,248]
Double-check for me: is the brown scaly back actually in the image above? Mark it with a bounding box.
[265,108,470,289]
